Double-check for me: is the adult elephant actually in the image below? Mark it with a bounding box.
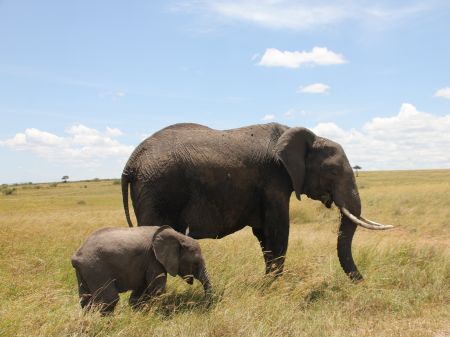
[121,123,392,281]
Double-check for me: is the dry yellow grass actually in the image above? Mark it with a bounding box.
[0,172,449,337]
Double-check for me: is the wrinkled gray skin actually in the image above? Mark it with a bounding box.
[71,225,212,314]
[122,123,365,281]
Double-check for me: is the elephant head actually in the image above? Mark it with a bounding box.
[153,226,212,296]
[276,127,392,281]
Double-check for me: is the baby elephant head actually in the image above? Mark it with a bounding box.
[153,226,212,297]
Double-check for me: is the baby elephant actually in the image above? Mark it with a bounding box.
[71,225,212,314]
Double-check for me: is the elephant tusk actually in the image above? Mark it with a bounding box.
[340,207,394,230]
[359,216,392,228]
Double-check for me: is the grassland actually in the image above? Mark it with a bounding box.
[0,171,449,337]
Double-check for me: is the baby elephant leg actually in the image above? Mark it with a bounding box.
[140,263,167,303]
[144,272,167,298]
[128,260,167,309]
[75,269,92,309]
[91,279,120,315]
[146,259,168,296]
[128,287,145,308]
[128,273,166,309]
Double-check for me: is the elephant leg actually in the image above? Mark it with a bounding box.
[252,227,273,274]
[90,279,120,315]
[135,205,165,227]
[128,287,145,308]
[131,182,166,227]
[129,262,167,308]
[75,268,92,309]
[261,199,290,276]
[263,225,289,276]
[144,267,167,300]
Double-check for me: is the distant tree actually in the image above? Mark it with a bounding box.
[62,175,69,183]
[352,165,362,177]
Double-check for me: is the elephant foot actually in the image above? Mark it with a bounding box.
[79,294,92,309]
[129,291,148,309]
[266,269,284,278]
[99,298,119,316]
[265,259,285,277]
[348,271,364,283]
[266,263,283,278]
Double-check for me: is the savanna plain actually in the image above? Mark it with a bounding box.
[0,170,449,337]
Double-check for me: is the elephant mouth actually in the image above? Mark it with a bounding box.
[320,194,333,208]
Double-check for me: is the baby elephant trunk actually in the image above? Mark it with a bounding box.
[198,264,213,299]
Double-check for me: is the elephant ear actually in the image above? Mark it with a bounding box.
[153,227,180,277]
[275,127,315,200]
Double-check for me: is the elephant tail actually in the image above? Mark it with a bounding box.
[121,174,134,227]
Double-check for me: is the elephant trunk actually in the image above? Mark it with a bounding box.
[198,263,213,299]
[334,177,364,281]
[334,172,392,281]
[337,214,363,281]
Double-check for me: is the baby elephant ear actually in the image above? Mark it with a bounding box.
[275,127,315,200]
[153,228,180,277]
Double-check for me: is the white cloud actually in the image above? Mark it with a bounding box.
[312,103,450,170]
[174,0,428,30]
[3,128,66,147]
[209,0,348,30]
[262,114,276,121]
[259,47,346,68]
[0,124,133,167]
[284,108,306,119]
[106,127,124,137]
[284,109,294,119]
[98,90,126,100]
[298,83,330,94]
[434,87,450,99]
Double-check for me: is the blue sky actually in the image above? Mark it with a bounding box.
[1,0,450,183]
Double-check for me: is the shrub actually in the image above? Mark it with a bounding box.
[2,187,16,195]
[22,185,40,190]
